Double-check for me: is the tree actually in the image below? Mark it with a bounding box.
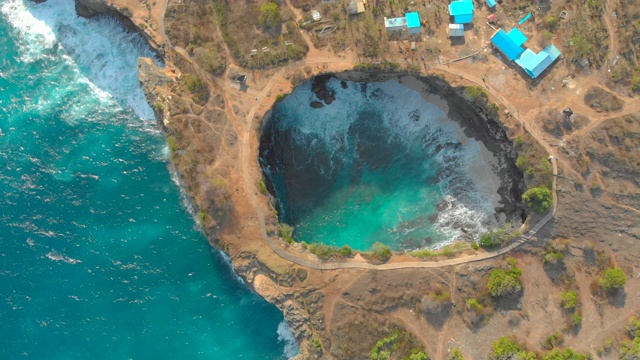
[541,348,589,360]
[522,186,553,214]
[560,290,577,310]
[259,2,280,30]
[489,337,535,360]
[599,267,627,292]
[488,260,523,297]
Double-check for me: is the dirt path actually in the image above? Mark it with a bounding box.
[603,0,619,61]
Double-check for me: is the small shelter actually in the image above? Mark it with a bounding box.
[487,13,497,22]
[349,1,365,15]
[448,23,465,37]
[384,16,408,31]
[562,107,574,118]
[449,0,474,24]
[406,12,421,34]
[485,0,497,8]
[515,44,561,78]
[490,28,527,61]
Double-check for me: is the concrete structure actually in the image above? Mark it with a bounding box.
[406,12,421,34]
[349,1,365,15]
[384,13,421,33]
[490,28,527,61]
[515,44,562,78]
[384,16,408,31]
[449,0,474,24]
[448,23,465,37]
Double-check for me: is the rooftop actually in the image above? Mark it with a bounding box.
[449,0,474,16]
[406,12,420,28]
[490,28,527,61]
[515,44,562,78]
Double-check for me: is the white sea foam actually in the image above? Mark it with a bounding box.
[217,250,246,285]
[46,250,81,264]
[277,320,299,359]
[1,0,157,120]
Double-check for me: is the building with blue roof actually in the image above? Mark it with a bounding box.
[405,12,421,34]
[485,0,497,8]
[490,28,527,60]
[449,0,474,24]
[515,44,562,78]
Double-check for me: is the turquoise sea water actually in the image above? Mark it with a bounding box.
[260,79,498,251]
[0,0,295,358]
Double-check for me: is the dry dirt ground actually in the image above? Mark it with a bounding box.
[96,0,640,358]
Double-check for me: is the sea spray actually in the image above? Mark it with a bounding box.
[260,78,502,250]
[278,320,300,359]
[2,0,157,120]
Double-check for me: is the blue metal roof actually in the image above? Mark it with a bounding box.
[508,28,528,46]
[449,1,474,16]
[405,12,420,28]
[491,29,526,60]
[515,44,562,78]
[452,13,474,24]
[485,0,497,7]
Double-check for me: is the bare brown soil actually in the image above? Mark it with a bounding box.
[78,0,640,358]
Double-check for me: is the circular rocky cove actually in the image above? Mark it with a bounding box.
[259,74,524,251]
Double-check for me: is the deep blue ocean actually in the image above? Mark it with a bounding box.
[0,0,295,358]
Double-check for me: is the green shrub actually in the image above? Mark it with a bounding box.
[599,267,627,292]
[338,245,353,257]
[516,155,527,169]
[541,348,589,360]
[407,349,429,360]
[466,298,484,313]
[621,337,640,360]
[488,260,523,297]
[560,290,578,310]
[514,136,524,146]
[258,179,268,195]
[479,227,520,248]
[448,348,464,360]
[197,210,207,223]
[543,251,564,265]
[370,331,399,360]
[571,312,582,327]
[167,136,178,153]
[543,331,564,349]
[278,224,294,244]
[628,316,640,338]
[489,337,534,360]
[465,86,488,103]
[370,242,392,262]
[259,2,280,30]
[522,186,553,214]
[410,249,437,258]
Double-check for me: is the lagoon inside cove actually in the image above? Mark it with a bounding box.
[0,0,295,358]
[260,76,511,251]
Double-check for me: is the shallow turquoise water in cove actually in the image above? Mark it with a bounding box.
[260,78,499,251]
[0,0,294,358]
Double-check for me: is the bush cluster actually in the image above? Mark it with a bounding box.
[487,258,523,297]
[522,186,553,214]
